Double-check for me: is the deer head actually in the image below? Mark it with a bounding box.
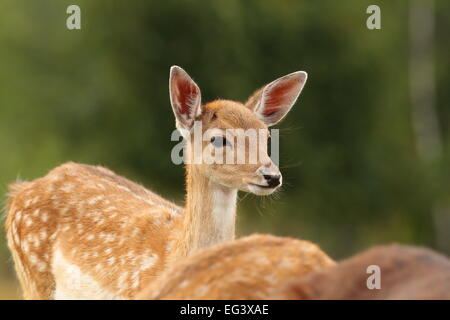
[169,66,307,196]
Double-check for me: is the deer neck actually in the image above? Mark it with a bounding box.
[169,164,237,263]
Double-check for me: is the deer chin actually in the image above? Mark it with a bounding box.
[245,183,279,196]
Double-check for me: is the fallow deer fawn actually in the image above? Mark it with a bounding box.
[5,66,307,299]
[137,234,335,300]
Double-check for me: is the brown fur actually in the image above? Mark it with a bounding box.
[5,68,307,299]
[6,163,182,299]
[274,244,450,300]
[137,234,336,300]
[4,101,287,299]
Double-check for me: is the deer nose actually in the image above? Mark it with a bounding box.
[263,174,281,188]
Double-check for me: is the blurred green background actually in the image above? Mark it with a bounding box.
[0,0,449,299]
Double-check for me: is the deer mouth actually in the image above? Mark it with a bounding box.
[246,183,279,196]
[249,183,274,189]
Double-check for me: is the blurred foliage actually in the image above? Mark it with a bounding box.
[0,0,449,297]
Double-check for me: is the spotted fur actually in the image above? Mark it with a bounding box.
[5,67,308,299]
[137,234,335,300]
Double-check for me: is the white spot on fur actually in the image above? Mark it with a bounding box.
[77,223,84,234]
[52,248,120,299]
[94,263,103,273]
[38,261,47,272]
[140,253,158,271]
[40,230,47,240]
[96,183,106,190]
[255,254,271,265]
[110,212,118,219]
[165,240,174,252]
[264,274,277,284]
[195,285,210,297]
[104,234,116,243]
[131,270,140,289]
[77,200,85,210]
[278,257,295,269]
[11,221,18,236]
[29,253,38,265]
[49,232,57,241]
[116,185,132,193]
[14,210,22,223]
[60,207,70,215]
[31,196,40,204]
[88,195,104,205]
[61,183,75,193]
[41,211,49,222]
[86,234,95,241]
[107,256,116,266]
[24,198,34,207]
[179,279,190,289]
[117,271,128,289]
[25,217,33,227]
[12,228,20,245]
[32,235,40,247]
[131,228,139,238]
[22,240,30,253]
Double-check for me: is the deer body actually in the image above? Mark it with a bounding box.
[137,234,336,300]
[5,66,308,299]
[274,244,450,300]
[6,163,184,299]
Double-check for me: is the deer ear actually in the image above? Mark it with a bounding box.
[169,66,202,130]
[245,71,307,126]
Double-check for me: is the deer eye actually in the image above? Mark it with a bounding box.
[211,136,230,148]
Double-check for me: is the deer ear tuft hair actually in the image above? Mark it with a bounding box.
[169,66,202,130]
[245,71,307,126]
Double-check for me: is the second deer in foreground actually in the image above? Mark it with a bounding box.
[5,66,308,299]
[137,234,335,300]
